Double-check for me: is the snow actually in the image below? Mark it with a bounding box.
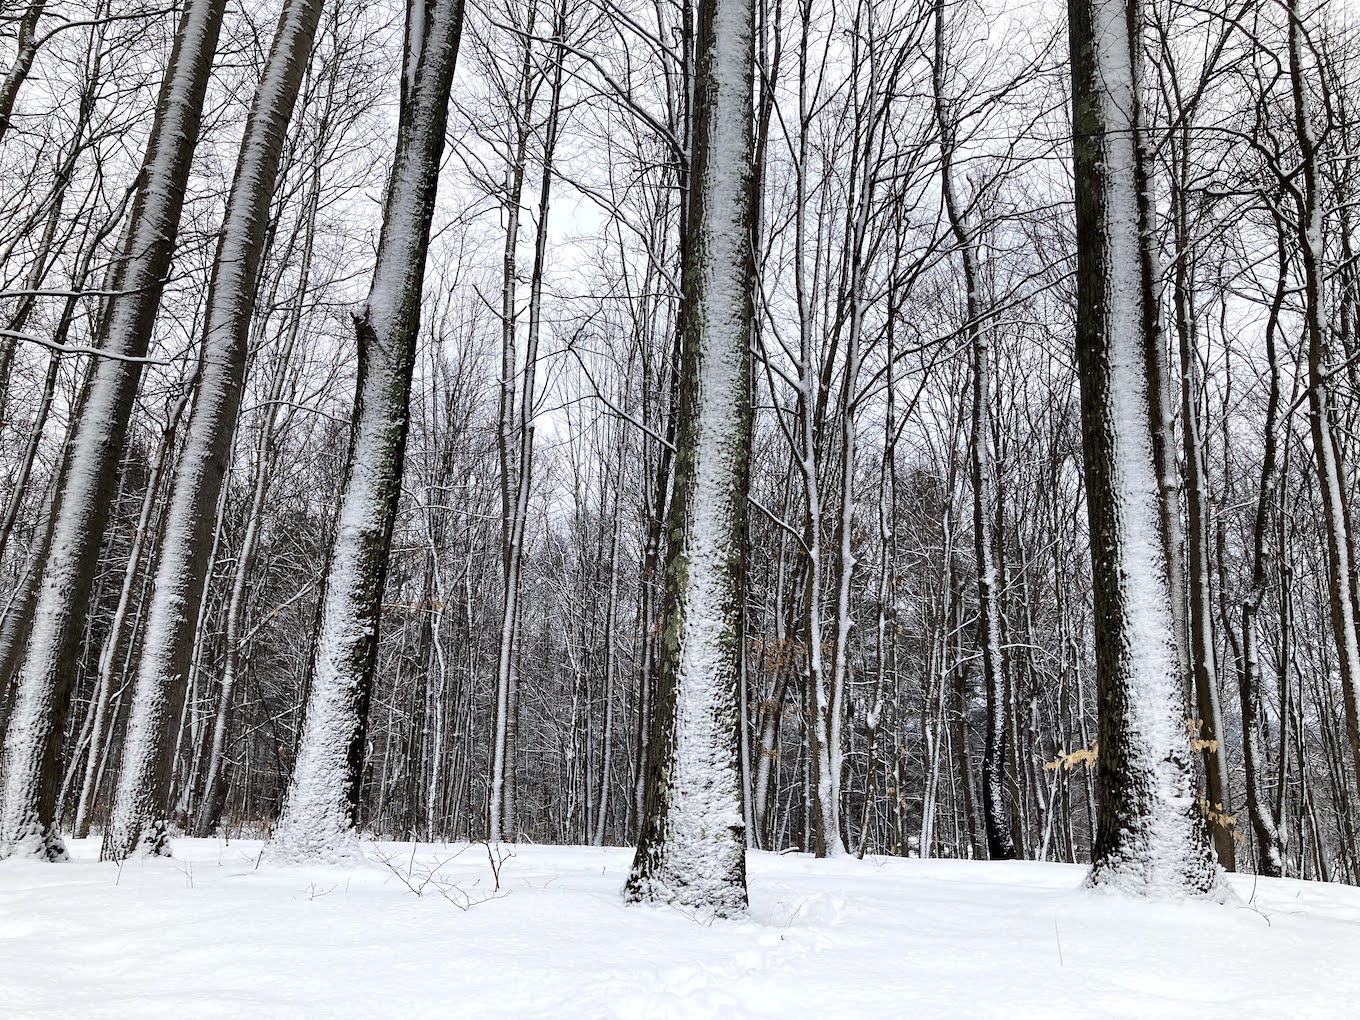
[3,839,1358,1017]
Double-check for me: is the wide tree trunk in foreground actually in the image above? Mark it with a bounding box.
[269,0,466,862]
[0,0,225,861]
[1068,0,1219,895]
[624,0,755,917]
[102,0,326,861]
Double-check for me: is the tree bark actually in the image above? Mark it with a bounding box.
[625,0,755,915]
[0,0,226,861]
[269,0,466,861]
[934,0,1016,861]
[1286,0,1360,810]
[103,0,325,861]
[1069,0,1219,894]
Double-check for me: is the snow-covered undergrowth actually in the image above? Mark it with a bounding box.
[2,840,1356,1017]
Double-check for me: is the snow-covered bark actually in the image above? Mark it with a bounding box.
[1068,0,1220,895]
[934,0,1015,861]
[192,327,300,838]
[488,28,535,844]
[0,0,225,861]
[1286,0,1360,807]
[269,0,466,862]
[790,27,842,857]
[489,2,567,842]
[0,506,52,749]
[67,387,189,841]
[102,0,325,862]
[1170,206,1235,871]
[624,0,754,916]
[0,0,49,144]
[593,506,621,847]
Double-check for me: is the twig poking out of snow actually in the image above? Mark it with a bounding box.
[371,842,513,911]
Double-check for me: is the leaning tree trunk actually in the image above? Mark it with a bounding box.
[0,0,49,145]
[1069,0,1219,895]
[269,0,466,861]
[0,501,55,748]
[102,0,325,862]
[624,0,755,917]
[934,0,1015,861]
[0,0,225,861]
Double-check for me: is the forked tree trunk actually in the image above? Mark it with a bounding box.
[269,0,466,861]
[0,0,225,861]
[1069,0,1218,894]
[102,0,326,860]
[624,0,755,916]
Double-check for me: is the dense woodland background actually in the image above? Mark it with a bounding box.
[0,0,1357,882]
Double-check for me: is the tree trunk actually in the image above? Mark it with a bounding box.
[0,0,226,861]
[624,0,755,915]
[934,0,1015,861]
[1069,0,1219,894]
[1287,0,1360,810]
[269,0,466,861]
[0,0,49,144]
[102,0,325,860]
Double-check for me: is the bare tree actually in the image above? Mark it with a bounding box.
[624,0,756,915]
[0,0,225,861]
[1068,0,1219,894]
[270,0,467,861]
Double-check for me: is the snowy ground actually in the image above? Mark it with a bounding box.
[2,839,1357,1017]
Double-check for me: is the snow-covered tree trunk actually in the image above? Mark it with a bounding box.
[934,0,1015,862]
[62,385,189,839]
[624,0,754,916]
[1171,191,1235,872]
[489,0,567,843]
[1287,0,1360,807]
[1069,0,1219,895]
[488,23,536,844]
[0,0,49,144]
[0,0,225,861]
[101,0,325,862]
[191,324,299,838]
[593,454,622,847]
[269,0,465,862]
[0,506,53,748]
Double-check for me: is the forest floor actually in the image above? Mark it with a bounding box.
[1,838,1357,1017]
